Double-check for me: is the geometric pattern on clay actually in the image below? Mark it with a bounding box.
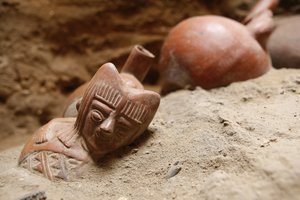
[94,82,122,108]
[20,151,84,181]
[120,100,148,124]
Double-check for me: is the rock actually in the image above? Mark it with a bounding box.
[165,161,182,179]
[18,191,46,200]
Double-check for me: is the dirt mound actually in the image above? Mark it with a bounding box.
[1,68,299,199]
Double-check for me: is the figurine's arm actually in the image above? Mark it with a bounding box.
[57,125,78,148]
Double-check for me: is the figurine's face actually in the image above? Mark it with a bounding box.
[75,63,160,160]
[87,98,138,142]
[81,84,147,155]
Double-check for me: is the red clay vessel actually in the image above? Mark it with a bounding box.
[18,45,160,181]
[159,0,278,94]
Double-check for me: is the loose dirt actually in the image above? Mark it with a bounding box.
[1,68,300,200]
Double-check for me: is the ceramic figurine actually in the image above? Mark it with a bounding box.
[63,45,155,118]
[18,46,160,181]
[159,0,278,94]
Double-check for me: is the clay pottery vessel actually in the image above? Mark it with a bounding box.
[63,45,155,117]
[267,15,300,69]
[18,46,160,181]
[159,0,278,94]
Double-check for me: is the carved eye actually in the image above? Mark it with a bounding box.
[91,110,104,122]
[116,117,131,134]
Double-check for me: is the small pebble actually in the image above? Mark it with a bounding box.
[19,191,46,200]
[166,161,182,179]
[131,148,139,154]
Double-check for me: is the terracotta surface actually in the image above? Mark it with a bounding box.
[268,15,300,69]
[18,47,160,181]
[243,0,278,24]
[63,45,155,118]
[159,0,277,94]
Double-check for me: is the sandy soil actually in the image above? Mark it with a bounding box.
[0,0,264,141]
[0,68,300,200]
[0,0,214,139]
[1,0,297,152]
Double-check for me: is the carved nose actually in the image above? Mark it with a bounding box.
[99,117,116,134]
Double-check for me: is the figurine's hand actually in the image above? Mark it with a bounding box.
[57,126,77,148]
[34,130,48,144]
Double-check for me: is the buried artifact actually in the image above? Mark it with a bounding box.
[267,15,300,69]
[18,46,160,181]
[159,0,278,94]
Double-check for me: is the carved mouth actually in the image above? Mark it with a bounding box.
[87,131,114,151]
[95,130,113,139]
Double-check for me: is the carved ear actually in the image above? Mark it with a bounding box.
[90,63,123,88]
[126,89,161,123]
[124,89,160,144]
[139,91,161,116]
